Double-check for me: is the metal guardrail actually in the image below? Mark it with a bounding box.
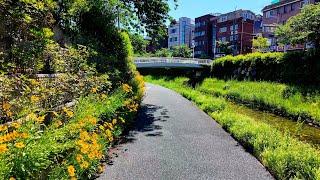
[134,57,212,66]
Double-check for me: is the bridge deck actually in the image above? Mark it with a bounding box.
[134,57,212,68]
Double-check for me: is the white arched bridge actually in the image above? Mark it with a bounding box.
[134,57,212,69]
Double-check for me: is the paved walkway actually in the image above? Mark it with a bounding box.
[98,83,273,180]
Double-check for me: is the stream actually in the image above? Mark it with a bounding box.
[229,102,320,148]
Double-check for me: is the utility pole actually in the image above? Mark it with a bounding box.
[232,7,237,56]
[192,40,195,59]
[240,19,244,54]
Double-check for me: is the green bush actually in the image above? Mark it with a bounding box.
[212,50,320,84]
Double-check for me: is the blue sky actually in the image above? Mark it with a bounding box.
[169,0,272,20]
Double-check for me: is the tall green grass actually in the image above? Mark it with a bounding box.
[145,76,320,180]
[197,78,320,125]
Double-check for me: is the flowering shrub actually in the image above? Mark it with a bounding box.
[0,82,143,179]
[0,73,110,122]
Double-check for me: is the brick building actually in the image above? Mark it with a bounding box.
[194,14,216,58]
[215,10,256,56]
[194,10,257,58]
[262,0,319,51]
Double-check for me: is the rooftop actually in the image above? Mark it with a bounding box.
[262,0,302,11]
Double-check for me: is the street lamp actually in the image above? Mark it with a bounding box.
[191,40,195,59]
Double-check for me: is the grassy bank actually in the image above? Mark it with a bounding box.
[196,78,320,126]
[145,76,320,180]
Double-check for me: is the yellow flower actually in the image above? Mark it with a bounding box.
[105,129,113,142]
[99,125,105,131]
[98,165,104,173]
[9,177,15,180]
[122,84,132,93]
[14,142,25,149]
[70,177,77,180]
[76,154,83,163]
[87,116,97,125]
[88,152,95,160]
[55,120,63,127]
[11,122,21,129]
[79,131,90,141]
[52,111,59,117]
[63,107,74,118]
[91,87,98,93]
[0,144,8,154]
[101,94,107,99]
[67,165,76,177]
[36,115,46,123]
[26,113,37,121]
[2,102,11,111]
[80,161,89,169]
[112,119,117,125]
[0,125,8,132]
[20,132,29,139]
[105,123,114,130]
[30,95,40,103]
[6,111,13,117]
[30,79,40,86]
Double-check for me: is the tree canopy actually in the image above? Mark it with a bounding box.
[0,0,176,72]
[252,37,270,52]
[275,4,320,49]
[171,45,192,58]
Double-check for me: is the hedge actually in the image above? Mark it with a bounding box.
[211,50,320,84]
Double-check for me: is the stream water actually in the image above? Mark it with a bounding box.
[229,102,320,148]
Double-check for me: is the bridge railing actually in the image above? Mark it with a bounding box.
[134,57,212,65]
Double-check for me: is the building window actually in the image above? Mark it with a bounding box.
[284,5,290,13]
[220,36,227,42]
[302,0,310,7]
[265,11,271,18]
[219,27,227,33]
[263,26,276,33]
[291,3,296,11]
[230,24,238,31]
[194,31,205,37]
[171,29,176,33]
[230,35,238,41]
[219,15,228,22]
[174,37,178,41]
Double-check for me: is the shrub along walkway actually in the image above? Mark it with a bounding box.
[98,83,273,180]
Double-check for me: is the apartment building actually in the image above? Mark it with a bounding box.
[194,14,216,58]
[168,17,195,49]
[215,10,256,56]
[262,0,319,51]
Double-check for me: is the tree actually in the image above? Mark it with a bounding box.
[117,0,178,44]
[275,4,320,49]
[129,33,148,55]
[171,45,192,58]
[154,48,172,57]
[252,37,270,52]
[217,41,233,55]
[0,0,176,73]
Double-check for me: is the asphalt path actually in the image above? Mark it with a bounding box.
[98,83,273,180]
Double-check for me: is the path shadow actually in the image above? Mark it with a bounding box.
[113,103,170,147]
